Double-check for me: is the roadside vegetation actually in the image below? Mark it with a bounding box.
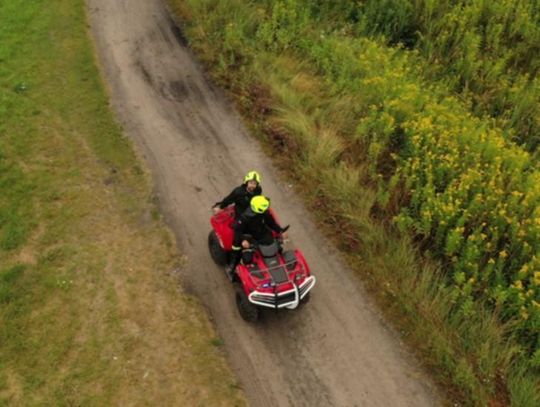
[0,0,245,405]
[327,0,540,151]
[169,0,539,405]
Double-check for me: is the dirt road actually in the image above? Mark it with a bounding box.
[86,1,440,405]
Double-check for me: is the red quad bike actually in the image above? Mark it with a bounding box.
[208,206,316,322]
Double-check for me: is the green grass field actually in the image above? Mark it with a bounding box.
[0,1,245,405]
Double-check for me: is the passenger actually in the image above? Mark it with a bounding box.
[213,171,262,218]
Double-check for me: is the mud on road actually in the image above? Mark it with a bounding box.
[86,0,440,405]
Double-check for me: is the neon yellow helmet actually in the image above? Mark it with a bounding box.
[250,195,270,214]
[244,170,261,184]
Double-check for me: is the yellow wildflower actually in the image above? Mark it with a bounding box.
[520,306,529,320]
[534,271,540,285]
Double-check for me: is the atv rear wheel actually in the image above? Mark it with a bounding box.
[234,283,259,322]
[208,231,228,266]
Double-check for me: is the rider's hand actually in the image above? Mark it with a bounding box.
[213,206,221,214]
[281,231,288,240]
[241,240,250,249]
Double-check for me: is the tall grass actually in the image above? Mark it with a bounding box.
[170,0,540,404]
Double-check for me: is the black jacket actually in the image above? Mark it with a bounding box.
[233,208,282,248]
[216,183,262,216]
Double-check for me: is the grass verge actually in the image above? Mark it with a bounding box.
[0,0,245,405]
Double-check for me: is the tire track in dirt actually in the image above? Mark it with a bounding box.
[86,0,441,405]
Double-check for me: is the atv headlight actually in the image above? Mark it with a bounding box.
[260,279,274,289]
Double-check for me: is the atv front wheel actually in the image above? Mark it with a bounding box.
[234,284,259,322]
[208,231,228,266]
[300,292,311,307]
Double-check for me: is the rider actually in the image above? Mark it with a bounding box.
[226,195,286,278]
[213,171,262,218]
